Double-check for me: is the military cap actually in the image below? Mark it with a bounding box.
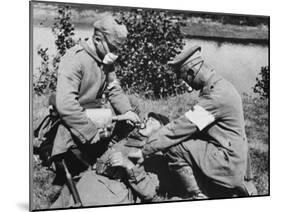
[148,112,170,126]
[168,45,202,70]
[93,14,128,50]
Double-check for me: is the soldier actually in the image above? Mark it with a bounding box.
[130,45,257,199]
[51,14,140,180]
[51,112,170,208]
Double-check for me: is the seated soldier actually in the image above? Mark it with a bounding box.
[50,112,170,208]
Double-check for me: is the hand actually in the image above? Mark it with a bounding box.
[109,152,134,170]
[117,111,141,125]
[90,129,101,144]
[90,128,111,144]
[99,127,112,140]
[128,149,144,165]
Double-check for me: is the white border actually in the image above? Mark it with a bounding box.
[1,0,278,211]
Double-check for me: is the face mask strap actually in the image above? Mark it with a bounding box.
[181,57,204,82]
[191,60,204,82]
[93,29,111,55]
[97,31,119,65]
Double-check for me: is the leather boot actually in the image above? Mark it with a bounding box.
[236,180,258,197]
[176,166,208,200]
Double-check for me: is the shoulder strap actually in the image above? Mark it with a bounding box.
[34,115,51,137]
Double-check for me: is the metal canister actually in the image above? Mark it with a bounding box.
[85,108,113,128]
[135,122,146,129]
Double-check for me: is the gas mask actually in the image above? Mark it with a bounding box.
[169,45,205,93]
[93,30,119,66]
[179,54,204,92]
[103,52,118,65]
[176,67,195,93]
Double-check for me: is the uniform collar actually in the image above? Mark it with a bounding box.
[200,71,222,96]
[80,39,103,64]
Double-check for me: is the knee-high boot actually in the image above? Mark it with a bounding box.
[236,153,257,196]
[175,166,207,199]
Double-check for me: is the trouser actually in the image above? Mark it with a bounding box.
[52,138,110,185]
[164,141,203,197]
[165,140,253,198]
[50,141,110,208]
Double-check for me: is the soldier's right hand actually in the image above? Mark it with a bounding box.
[117,111,141,125]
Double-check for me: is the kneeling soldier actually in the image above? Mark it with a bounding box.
[131,46,257,199]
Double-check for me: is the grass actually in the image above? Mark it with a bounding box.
[242,94,269,195]
[32,93,269,209]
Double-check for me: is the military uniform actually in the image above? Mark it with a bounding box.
[51,14,133,166]
[51,39,132,164]
[51,130,160,208]
[142,66,251,192]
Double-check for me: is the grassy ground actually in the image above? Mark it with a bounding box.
[242,94,269,194]
[32,93,269,209]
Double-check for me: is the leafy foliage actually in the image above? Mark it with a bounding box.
[116,9,186,99]
[253,66,269,99]
[33,7,76,96]
[52,8,76,56]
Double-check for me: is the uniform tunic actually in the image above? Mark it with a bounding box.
[143,71,248,188]
[95,131,159,202]
[50,131,160,208]
[52,40,132,157]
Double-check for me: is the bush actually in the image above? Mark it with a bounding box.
[34,8,187,98]
[116,9,186,99]
[253,66,269,99]
[33,7,76,96]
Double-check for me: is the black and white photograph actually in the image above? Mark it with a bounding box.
[30,0,269,211]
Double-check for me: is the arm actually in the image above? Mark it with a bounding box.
[142,115,198,156]
[142,96,220,157]
[126,165,159,202]
[106,71,132,114]
[109,152,159,201]
[56,56,98,144]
